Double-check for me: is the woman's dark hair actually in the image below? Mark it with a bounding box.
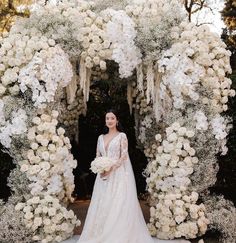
[102,108,124,134]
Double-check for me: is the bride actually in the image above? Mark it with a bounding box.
[77,109,190,243]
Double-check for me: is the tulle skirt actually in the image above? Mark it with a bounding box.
[77,156,154,243]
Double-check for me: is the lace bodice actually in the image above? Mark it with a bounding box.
[96,132,129,170]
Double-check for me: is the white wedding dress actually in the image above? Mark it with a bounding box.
[77,132,190,243]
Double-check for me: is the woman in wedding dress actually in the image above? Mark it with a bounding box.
[77,109,189,243]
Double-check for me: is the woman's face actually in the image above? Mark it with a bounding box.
[105,112,118,129]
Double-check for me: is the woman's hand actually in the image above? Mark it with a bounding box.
[100,166,113,179]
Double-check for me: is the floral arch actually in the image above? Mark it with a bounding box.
[0,0,235,242]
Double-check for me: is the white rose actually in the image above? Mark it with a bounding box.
[48,39,56,46]
[188,148,195,156]
[51,118,58,126]
[100,60,106,70]
[20,164,29,172]
[40,161,50,170]
[15,202,25,211]
[178,127,187,136]
[48,207,56,216]
[50,154,56,162]
[93,56,100,65]
[57,127,65,136]
[175,149,182,155]
[229,89,236,97]
[186,130,195,138]
[169,160,178,168]
[192,157,199,164]
[48,143,56,152]
[42,207,49,214]
[84,17,93,26]
[155,134,162,141]
[45,195,54,202]
[31,142,39,150]
[41,151,50,160]
[55,235,63,242]
[24,212,33,220]
[61,222,69,231]
[27,132,35,141]
[31,196,40,204]
[41,114,51,122]
[35,207,42,214]
[223,104,228,111]
[171,122,181,131]
[32,235,41,241]
[162,225,170,232]
[41,139,49,146]
[36,134,43,143]
[52,110,59,118]
[34,217,43,227]
[0,84,6,96]
[167,133,178,142]
[191,192,199,201]
[0,63,5,71]
[43,218,51,225]
[175,215,185,224]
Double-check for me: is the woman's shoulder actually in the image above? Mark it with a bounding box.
[119,132,127,138]
[97,134,102,140]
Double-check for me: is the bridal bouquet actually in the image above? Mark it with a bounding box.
[90,156,116,174]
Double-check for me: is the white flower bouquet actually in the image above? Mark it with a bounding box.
[90,156,116,174]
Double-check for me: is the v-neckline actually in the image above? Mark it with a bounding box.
[102,132,121,155]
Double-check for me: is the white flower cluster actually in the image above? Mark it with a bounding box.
[138,114,153,143]
[31,1,141,77]
[210,115,229,155]
[90,156,116,174]
[25,0,86,57]
[32,0,109,70]
[57,90,86,138]
[148,192,209,239]
[78,4,112,70]
[147,122,196,192]
[210,115,228,140]
[0,107,27,148]
[0,29,56,97]
[125,0,185,62]
[15,195,80,243]
[18,45,73,107]
[158,21,235,111]
[145,122,209,238]
[194,111,208,131]
[105,9,142,78]
[19,110,77,202]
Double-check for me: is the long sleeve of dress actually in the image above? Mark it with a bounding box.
[96,136,101,158]
[112,133,129,170]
